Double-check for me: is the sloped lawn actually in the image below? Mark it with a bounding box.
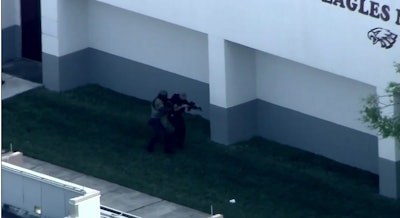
[3,85,400,218]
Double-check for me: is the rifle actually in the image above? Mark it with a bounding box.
[187,101,202,111]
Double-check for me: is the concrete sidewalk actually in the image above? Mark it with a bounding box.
[2,73,42,100]
[20,156,209,218]
[1,72,211,218]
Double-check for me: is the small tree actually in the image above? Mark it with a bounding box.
[361,62,400,139]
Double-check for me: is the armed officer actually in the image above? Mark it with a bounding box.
[168,93,201,149]
[146,90,174,154]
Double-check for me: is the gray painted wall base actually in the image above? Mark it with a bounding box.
[43,53,60,91]
[43,47,377,174]
[210,100,257,145]
[258,100,378,173]
[88,48,209,112]
[43,50,91,91]
[379,158,400,199]
[42,48,210,117]
[210,100,378,173]
[2,25,21,63]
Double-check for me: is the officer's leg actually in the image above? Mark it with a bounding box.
[147,119,163,152]
[175,117,186,148]
[163,127,175,154]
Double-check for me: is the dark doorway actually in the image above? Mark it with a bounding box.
[20,0,42,62]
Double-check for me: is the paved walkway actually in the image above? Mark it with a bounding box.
[2,73,42,100]
[2,72,211,218]
[21,156,209,218]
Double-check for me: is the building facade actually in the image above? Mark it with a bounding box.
[3,0,400,198]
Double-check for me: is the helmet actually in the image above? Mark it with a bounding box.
[158,90,168,99]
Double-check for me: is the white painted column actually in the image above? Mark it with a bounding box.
[41,0,61,90]
[209,35,227,108]
[41,0,89,91]
[378,86,400,199]
[2,0,22,61]
[208,35,229,143]
[208,35,257,144]
[379,138,400,166]
[2,0,21,29]
[41,0,89,57]
[41,0,60,56]
[379,132,400,199]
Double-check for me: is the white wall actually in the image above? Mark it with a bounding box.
[58,0,89,56]
[225,41,257,107]
[42,0,89,57]
[256,52,376,135]
[209,36,227,107]
[41,0,60,56]
[1,0,20,29]
[39,0,392,136]
[88,0,209,83]
[95,0,400,88]
[1,162,96,218]
[69,192,101,218]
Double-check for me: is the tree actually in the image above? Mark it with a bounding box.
[361,63,400,139]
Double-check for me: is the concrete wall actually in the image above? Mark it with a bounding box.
[42,0,90,91]
[37,0,400,178]
[210,43,378,172]
[9,0,396,199]
[42,0,210,108]
[2,0,21,28]
[255,52,378,172]
[86,0,209,111]
[2,0,21,62]
[2,162,101,218]
[37,0,385,173]
[96,0,400,89]
[88,0,209,84]
[256,52,376,135]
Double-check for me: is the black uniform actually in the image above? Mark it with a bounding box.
[168,93,188,149]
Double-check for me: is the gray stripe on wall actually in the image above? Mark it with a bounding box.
[210,100,257,145]
[210,100,378,173]
[379,158,400,198]
[59,49,91,91]
[87,48,210,117]
[2,25,21,63]
[44,47,377,173]
[43,52,60,90]
[42,48,210,117]
[43,49,91,91]
[258,100,378,173]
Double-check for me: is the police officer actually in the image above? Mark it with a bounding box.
[146,90,174,153]
[168,93,191,149]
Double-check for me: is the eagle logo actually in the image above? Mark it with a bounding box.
[367,27,397,49]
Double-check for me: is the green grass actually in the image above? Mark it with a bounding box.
[2,85,400,218]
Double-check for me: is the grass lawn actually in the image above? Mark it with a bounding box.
[2,85,400,218]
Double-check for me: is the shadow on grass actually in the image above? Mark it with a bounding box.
[2,85,400,218]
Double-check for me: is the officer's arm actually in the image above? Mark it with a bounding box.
[154,98,164,111]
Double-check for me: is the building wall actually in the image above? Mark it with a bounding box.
[256,52,377,172]
[42,0,89,91]
[210,43,378,172]
[42,0,210,107]
[256,52,376,135]
[96,0,400,88]
[87,0,209,107]
[88,0,209,84]
[2,162,101,217]
[37,0,398,173]
[2,0,21,28]
[2,163,84,217]
[2,0,21,62]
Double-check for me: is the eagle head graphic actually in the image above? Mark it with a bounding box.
[367,27,397,49]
